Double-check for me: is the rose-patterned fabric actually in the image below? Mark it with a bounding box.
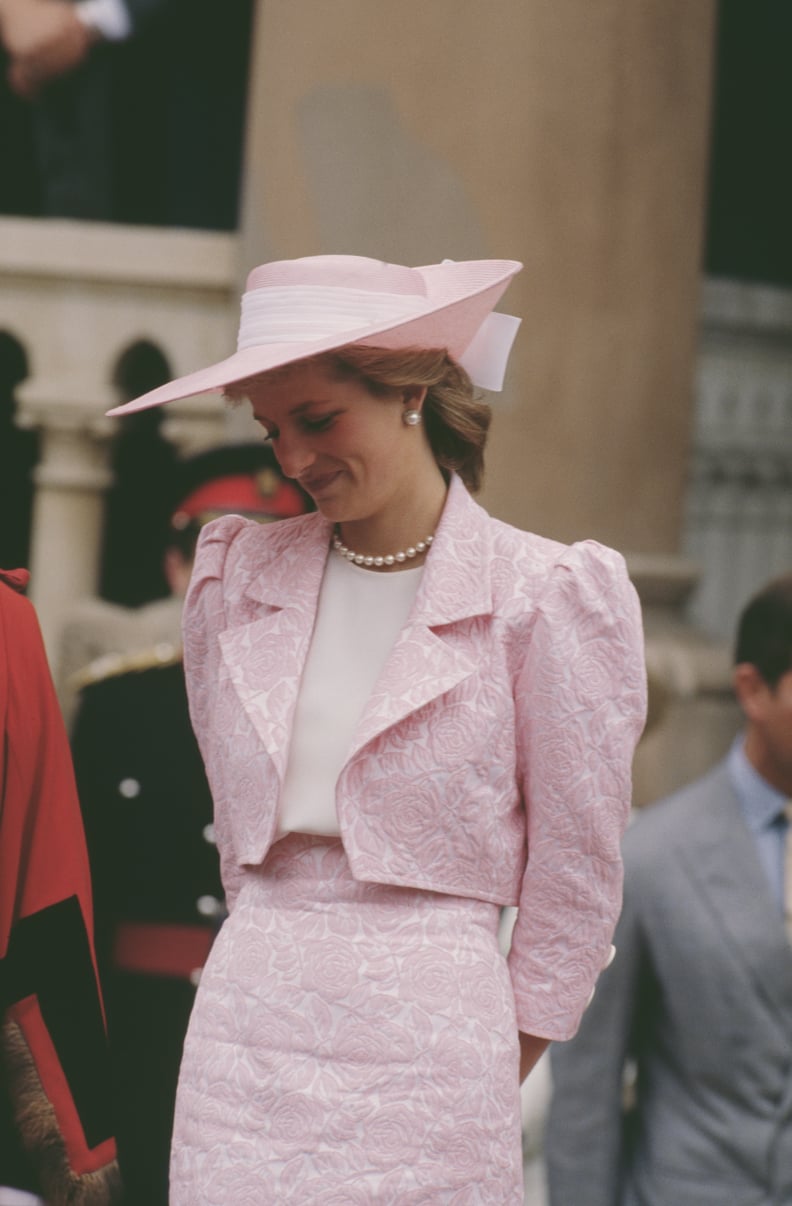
[175,473,646,1195]
[171,834,524,1203]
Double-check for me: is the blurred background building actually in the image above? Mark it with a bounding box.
[0,3,790,1197]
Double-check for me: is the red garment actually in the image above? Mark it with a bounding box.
[0,570,119,1202]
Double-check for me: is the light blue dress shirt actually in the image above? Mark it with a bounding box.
[727,736,789,915]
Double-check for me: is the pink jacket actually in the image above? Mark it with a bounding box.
[182,474,646,1040]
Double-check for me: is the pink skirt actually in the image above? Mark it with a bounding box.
[170,834,524,1204]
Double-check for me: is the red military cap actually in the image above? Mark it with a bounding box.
[169,443,312,533]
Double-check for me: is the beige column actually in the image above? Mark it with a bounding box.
[18,384,114,655]
[236,1,731,804]
[239,0,717,555]
[19,384,230,659]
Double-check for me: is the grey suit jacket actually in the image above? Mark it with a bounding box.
[545,760,792,1206]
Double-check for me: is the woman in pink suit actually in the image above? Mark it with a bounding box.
[108,255,646,1204]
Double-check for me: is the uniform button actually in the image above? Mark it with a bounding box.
[196,894,223,918]
[202,823,216,845]
[189,968,202,987]
[118,778,141,799]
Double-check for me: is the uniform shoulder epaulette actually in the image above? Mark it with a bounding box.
[70,641,184,692]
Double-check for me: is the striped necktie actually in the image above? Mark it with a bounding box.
[785,801,792,942]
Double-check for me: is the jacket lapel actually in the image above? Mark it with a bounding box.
[216,477,495,784]
[347,476,493,760]
[217,513,331,783]
[677,764,792,1039]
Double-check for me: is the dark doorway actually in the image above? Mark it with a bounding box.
[99,342,178,606]
[0,332,39,570]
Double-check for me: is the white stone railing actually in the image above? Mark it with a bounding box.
[682,278,792,642]
[0,216,239,652]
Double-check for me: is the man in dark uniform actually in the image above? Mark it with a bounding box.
[70,444,310,1206]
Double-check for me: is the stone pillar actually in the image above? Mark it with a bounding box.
[235,1,731,804]
[235,0,729,802]
[630,556,741,807]
[238,0,717,556]
[19,385,229,660]
[0,217,240,654]
[17,383,114,655]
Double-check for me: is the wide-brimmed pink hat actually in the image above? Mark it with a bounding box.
[107,255,523,416]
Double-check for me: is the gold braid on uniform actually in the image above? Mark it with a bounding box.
[69,642,184,694]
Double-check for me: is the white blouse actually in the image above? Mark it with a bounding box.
[277,553,424,837]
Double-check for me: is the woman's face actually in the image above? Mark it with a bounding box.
[247,361,429,525]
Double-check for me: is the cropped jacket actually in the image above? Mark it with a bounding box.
[182,474,646,1040]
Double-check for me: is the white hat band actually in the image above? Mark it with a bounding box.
[236,283,521,392]
[237,286,429,351]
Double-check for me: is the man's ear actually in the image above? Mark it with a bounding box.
[733,662,769,721]
[163,546,193,597]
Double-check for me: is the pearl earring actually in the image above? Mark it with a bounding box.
[403,409,422,427]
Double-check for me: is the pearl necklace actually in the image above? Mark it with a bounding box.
[332,529,434,569]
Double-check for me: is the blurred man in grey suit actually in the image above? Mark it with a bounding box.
[545,572,792,1206]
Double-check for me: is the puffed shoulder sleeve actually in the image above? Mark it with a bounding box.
[182,515,248,663]
[182,516,247,909]
[506,540,646,1041]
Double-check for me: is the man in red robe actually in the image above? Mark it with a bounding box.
[0,568,119,1205]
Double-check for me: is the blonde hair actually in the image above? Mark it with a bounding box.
[226,346,491,493]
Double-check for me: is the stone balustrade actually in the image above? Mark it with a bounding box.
[0,215,240,653]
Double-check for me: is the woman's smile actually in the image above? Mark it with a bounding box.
[299,468,344,499]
